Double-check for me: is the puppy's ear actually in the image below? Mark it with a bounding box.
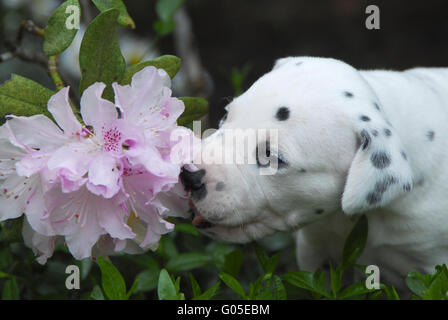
[273,57,296,70]
[341,118,414,215]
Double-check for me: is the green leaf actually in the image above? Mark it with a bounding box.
[177,97,209,126]
[156,0,183,21]
[282,270,330,299]
[223,250,243,277]
[405,272,427,298]
[43,0,80,56]
[157,269,178,300]
[337,281,375,300]
[329,264,342,297]
[219,272,246,299]
[157,234,178,260]
[165,253,212,273]
[0,218,23,243]
[189,273,202,298]
[249,273,273,300]
[272,275,287,300]
[134,269,159,293]
[89,285,105,300]
[120,55,181,85]
[194,281,221,300]
[92,0,135,29]
[153,20,176,37]
[79,9,125,101]
[126,279,139,299]
[175,223,200,236]
[2,278,19,300]
[342,215,368,270]
[96,257,127,300]
[381,284,400,300]
[254,244,280,274]
[0,74,54,123]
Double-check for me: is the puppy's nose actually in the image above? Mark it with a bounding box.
[180,167,207,200]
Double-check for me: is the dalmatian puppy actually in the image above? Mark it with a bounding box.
[180,56,448,291]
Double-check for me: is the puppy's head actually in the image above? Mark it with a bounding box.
[181,57,414,243]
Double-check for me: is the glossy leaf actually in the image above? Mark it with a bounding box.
[0,74,54,123]
[166,253,212,273]
[134,269,159,293]
[282,270,330,299]
[97,257,127,300]
[120,55,181,85]
[189,273,202,298]
[92,0,135,29]
[342,215,368,270]
[157,269,177,300]
[89,285,105,300]
[194,281,221,300]
[219,272,246,298]
[2,278,19,300]
[79,9,125,101]
[177,97,209,126]
[43,0,80,56]
[223,250,243,277]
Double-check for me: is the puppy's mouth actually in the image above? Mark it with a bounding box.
[189,199,214,229]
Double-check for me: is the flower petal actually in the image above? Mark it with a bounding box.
[22,219,57,265]
[86,154,121,199]
[80,82,118,133]
[47,87,82,137]
[6,114,67,150]
[0,174,40,222]
[96,198,135,240]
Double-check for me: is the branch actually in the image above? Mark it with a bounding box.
[48,56,64,91]
[1,19,66,91]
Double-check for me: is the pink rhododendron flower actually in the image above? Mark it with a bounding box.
[0,66,193,263]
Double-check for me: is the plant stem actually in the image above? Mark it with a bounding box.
[48,56,65,90]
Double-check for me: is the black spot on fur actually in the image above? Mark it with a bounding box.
[366,192,382,205]
[315,209,324,215]
[373,102,380,110]
[276,107,290,121]
[403,183,412,192]
[375,176,398,193]
[371,129,379,137]
[360,130,371,150]
[360,115,371,122]
[401,151,407,161]
[215,181,225,191]
[277,154,289,169]
[366,176,398,205]
[344,91,354,98]
[299,168,306,173]
[371,151,391,169]
[427,130,435,141]
[384,128,392,137]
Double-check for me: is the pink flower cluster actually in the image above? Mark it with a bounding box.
[0,67,194,263]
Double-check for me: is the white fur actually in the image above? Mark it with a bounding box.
[190,57,448,292]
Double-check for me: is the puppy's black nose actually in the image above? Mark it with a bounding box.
[180,168,206,190]
[180,168,207,200]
